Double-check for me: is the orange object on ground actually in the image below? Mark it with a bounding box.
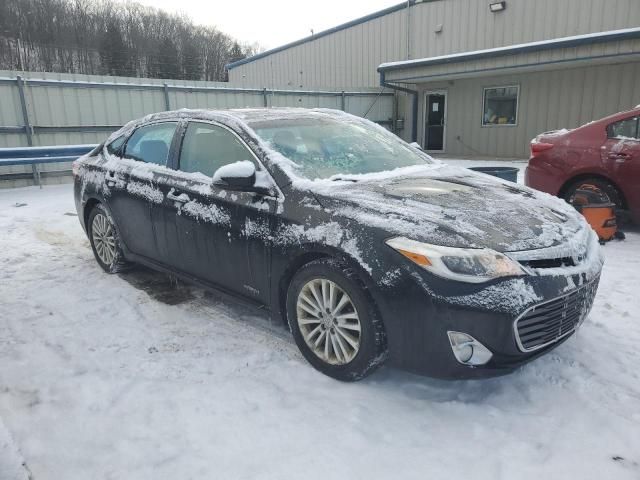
[579,204,617,241]
[571,185,618,241]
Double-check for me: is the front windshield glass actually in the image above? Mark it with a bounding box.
[250,116,432,180]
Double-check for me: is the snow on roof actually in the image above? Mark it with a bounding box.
[378,27,640,72]
[104,107,351,145]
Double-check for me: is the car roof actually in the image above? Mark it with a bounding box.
[106,108,353,145]
[589,106,640,127]
[155,107,348,125]
[229,107,344,120]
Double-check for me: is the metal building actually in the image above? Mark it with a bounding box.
[227,0,640,158]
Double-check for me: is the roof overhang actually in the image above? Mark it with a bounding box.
[378,27,640,84]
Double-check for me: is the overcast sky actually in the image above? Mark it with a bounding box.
[118,0,401,50]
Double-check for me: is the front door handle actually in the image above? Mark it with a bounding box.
[167,188,190,204]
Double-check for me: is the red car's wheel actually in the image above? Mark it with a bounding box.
[563,177,624,213]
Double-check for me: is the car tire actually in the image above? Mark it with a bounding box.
[87,203,131,274]
[286,258,387,381]
[563,177,624,213]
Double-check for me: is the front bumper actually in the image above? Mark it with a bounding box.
[375,248,602,379]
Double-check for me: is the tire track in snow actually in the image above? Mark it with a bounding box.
[0,415,31,480]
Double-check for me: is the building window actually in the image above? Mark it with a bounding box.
[482,85,519,126]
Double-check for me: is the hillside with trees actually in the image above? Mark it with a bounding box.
[0,0,260,81]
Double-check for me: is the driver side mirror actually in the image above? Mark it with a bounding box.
[212,161,271,195]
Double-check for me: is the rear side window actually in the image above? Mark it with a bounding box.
[124,122,178,166]
[179,122,256,177]
[607,117,639,140]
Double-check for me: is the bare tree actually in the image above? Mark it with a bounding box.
[0,0,259,81]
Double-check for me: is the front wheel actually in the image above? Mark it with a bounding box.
[88,203,131,273]
[287,258,387,381]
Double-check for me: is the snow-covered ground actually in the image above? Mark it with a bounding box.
[1,171,639,479]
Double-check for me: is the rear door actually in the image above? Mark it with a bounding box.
[153,120,279,303]
[106,121,179,260]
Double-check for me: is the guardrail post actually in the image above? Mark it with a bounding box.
[262,88,268,107]
[163,83,171,110]
[16,75,40,187]
[341,91,346,111]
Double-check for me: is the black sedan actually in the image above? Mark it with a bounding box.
[73,108,603,381]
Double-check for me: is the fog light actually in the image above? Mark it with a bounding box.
[447,331,493,366]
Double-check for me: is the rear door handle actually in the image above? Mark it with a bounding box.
[167,188,190,204]
[608,152,631,161]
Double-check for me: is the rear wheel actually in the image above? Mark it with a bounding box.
[88,203,131,273]
[563,177,624,212]
[287,258,387,381]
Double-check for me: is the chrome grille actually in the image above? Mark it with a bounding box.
[514,278,599,352]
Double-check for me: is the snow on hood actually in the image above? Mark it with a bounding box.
[295,164,587,253]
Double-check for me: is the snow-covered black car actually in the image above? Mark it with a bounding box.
[73,108,603,381]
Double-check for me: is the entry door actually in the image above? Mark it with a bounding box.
[424,92,446,151]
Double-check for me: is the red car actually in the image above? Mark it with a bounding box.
[526,107,640,224]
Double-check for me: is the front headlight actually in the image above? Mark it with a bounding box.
[385,237,525,283]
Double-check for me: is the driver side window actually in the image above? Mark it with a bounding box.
[179,122,257,177]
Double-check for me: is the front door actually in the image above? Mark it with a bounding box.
[424,92,446,151]
[153,120,278,304]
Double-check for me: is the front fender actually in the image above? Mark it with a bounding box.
[269,242,383,327]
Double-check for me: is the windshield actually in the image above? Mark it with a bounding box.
[250,116,432,180]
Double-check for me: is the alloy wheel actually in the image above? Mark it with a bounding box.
[296,278,361,365]
[91,213,117,266]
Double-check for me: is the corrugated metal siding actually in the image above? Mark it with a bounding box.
[417,60,640,158]
[230,8,408,89]
[229,0,640,88]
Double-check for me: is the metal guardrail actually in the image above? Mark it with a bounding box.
[0,144,97,186]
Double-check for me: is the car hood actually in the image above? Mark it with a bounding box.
[311,164,586,252]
